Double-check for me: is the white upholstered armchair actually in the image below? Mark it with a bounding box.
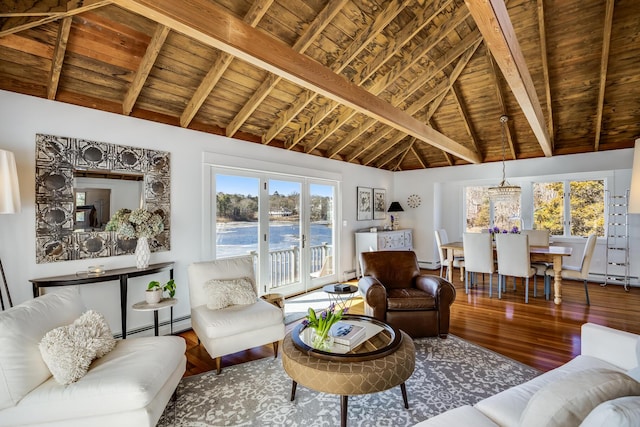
[187,256,285,374]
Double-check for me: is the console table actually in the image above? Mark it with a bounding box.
[30,262,174,338]
[355,228,413,277]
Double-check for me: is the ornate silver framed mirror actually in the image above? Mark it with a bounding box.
[35,134,171,263]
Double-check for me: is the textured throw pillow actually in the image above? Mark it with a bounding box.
[39,310,116,385]
[203,277,257,310]
[520,368,640,427]
[579,396,640,427]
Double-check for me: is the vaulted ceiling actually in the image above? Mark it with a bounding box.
[1,0,638,170]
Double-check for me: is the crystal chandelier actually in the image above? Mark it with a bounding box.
[488,115,521,201]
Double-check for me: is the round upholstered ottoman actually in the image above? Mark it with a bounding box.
[282,330,415,427]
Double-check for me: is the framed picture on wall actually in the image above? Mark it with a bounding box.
[373,188,386,219]
[357,187,372,220]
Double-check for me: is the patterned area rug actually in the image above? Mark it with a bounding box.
[158,335,539,427]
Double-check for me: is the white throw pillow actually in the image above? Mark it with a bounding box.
[39,310,116,385]
[519,368,640,427]
[579,396,640,427]
[203,277,257,310]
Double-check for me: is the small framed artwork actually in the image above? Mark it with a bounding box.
[373,188,386,219]
[357,187,372,220]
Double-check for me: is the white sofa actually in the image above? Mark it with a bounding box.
[0,288,186,426]
[415,323,640,426]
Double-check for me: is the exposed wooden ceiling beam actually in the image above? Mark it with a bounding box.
[594,0,615,151]
[340,33,482,161]
[430,119,455,166]
[224,0,348,138]
[537,0,554,148]
[262,0,452,147]
[375,137,413,169]
[283,0,414,149]
[123,24,169,115]
[357,41,481,165]
[486,49,516,160]
[451,82,481,155]
[47,16,71,100]
[465,0,552,157]
[0,0,110,36]
[179,0,273,128]
[114,0,481,164]
[301,0,465,153]
[410,145,428,169]
[392,138,415,171]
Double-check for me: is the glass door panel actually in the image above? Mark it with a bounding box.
[309,183,336,284]
[214,174,260,259]
[268,179,303,295]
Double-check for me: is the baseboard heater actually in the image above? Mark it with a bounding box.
[114,314,192,339]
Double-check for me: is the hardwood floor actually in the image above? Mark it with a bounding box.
[179,270,640,376]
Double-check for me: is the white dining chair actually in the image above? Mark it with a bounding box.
[544,234,597,305]
[522,229,551,279]
[495,233,537,303]
[435,229,464,281]
[521,229,550,246]
[462,232,495,297]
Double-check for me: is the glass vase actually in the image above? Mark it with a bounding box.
[135,236,151,269]
[310,329,334,351]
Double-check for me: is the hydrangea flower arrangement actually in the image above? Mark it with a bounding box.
[106,208,164,239]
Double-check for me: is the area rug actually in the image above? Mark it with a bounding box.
[158,335,540,427]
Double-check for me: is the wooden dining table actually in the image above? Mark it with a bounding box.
[440,241,572,305]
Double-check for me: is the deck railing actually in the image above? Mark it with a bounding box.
[249,243,332,289]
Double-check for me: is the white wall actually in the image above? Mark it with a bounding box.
[0,90,393,336]
[1,89,637,335]
[394,150,640,285]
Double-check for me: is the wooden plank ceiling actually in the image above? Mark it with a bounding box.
[0,0,638,171]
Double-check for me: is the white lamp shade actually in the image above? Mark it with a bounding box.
[0,149,21,214]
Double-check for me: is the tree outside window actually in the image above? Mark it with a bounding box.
[467,179,604,237]
[533,180,604,237]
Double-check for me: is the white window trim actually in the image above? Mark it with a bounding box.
[200,151,343,266]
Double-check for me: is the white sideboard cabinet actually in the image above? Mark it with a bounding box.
[355,228,413,277]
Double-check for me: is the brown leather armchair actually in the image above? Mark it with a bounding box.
[358,251,456,338]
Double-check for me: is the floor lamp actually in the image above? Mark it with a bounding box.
[0,149,21,310]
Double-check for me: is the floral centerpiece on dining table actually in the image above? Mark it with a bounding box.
[488,225,520,236]
[106,208,164,268]
[302,303,347,351]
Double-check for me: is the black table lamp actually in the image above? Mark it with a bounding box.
[387,202,404,230]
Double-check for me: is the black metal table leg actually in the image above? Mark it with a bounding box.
[290,381,297,401]
[119,274,128,339]
[400,383,409,409]
[341,395,348,427]
[153,309,159,336]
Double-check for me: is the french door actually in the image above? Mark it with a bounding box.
[213,169,337,297]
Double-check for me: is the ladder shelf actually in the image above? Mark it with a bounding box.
[604,190,630,291]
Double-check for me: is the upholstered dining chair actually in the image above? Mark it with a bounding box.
[544,234,597,305]
[435,229,464,281]
[522,229,551,279]
[462,232,496,297]
[187,256,285,374]
[495,233,537,303]
[358,250,456,338]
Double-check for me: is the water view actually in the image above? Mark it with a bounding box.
[216,222,333,258]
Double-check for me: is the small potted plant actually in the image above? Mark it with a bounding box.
[146,281,164,304]
[146,279,176,304]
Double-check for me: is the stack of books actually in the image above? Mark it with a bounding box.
[329,321,366,349]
